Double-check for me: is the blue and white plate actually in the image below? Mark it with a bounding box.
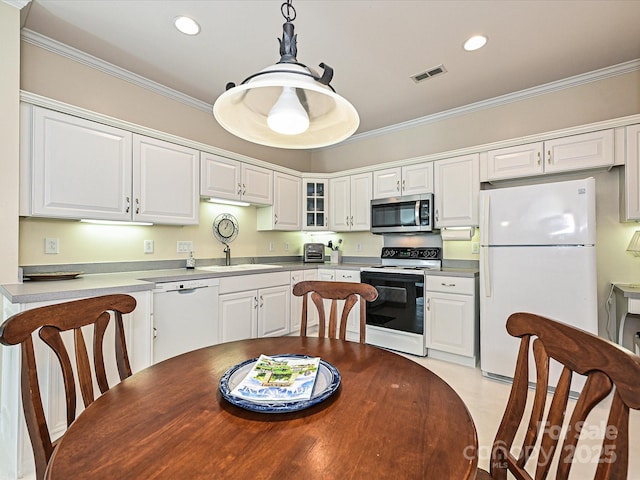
[219,354,341,413]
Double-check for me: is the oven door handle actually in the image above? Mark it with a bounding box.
[361,272,424,283]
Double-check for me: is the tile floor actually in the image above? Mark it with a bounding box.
[402,354,640,479]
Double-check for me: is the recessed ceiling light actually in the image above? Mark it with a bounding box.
[463,35,488,51]
[174,16,200,35]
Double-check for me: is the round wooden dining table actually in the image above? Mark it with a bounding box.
[45,336,478,479]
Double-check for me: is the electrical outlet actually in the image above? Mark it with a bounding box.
[356,243,362,252]
[471,242,479,254]
[45,238,59,254]
[284,242,289,251]
[177,241,193,253]
[144,240,154,254]
[269,241,274,252]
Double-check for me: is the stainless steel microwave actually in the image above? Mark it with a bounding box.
[370,193,434,234]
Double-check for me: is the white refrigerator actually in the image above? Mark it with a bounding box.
[479,177,598,382]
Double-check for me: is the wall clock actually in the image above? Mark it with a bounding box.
[213,213,239,244]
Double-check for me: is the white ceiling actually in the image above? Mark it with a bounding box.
[20,0,640,136]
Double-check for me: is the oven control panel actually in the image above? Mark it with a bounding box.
[381,247,441,259]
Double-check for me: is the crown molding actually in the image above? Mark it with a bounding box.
[325,58,640,150]
[20,28,640,152]
[20,28,213,113]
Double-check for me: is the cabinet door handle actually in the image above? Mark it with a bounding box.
[396,180,400,192]
[402,179,406,191]
[435,209,439,222]
[135,198,140,214]
[537,152,541,165]
[441,282,456,287]
[254,296,258,309]
[350,215,354,226]
[274,214,278,224]
[259,295,264,308]
[237,183,242,195]
[547,150,552,164]
[153,327,157,339]
[346,216,349,226]
[125,196,130,213]
[242,183,246,195]
[426,297,430,311]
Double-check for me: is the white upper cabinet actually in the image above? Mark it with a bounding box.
[485,129,614,181]
[133,135,199,225]
[623,124,640,221]
[433,154,480,227]
[21,106,199,224]
[372,162,433,199]
[200,153,273,205]
[329,173,372,231]
[257,172,301,231]
[25,106,133,221]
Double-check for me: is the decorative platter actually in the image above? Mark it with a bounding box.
[219,354,341,413]
[23,272,83,281]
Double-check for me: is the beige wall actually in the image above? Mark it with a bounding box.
[20,42,313,172]
[0,3,20,284]
[310,71,640,173]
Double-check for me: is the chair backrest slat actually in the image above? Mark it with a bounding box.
[0,293,137,480]
[293,281,378,343]
[488,312,640,480]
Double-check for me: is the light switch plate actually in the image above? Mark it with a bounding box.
[177,241,193,253]
[144,240,154,254]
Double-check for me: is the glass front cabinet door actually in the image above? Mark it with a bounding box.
[303,179,328,230]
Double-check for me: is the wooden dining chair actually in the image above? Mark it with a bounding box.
[0,294,137,480]
[476,312,640,480]
[292,280,378,344]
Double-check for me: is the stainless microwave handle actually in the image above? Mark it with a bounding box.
[415,201,420,226]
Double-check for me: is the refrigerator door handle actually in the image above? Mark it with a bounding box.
[483,246,491,297]
[482,195,490,246]
[482,195,491,297]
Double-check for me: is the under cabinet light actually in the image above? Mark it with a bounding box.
[208,198,251,207]
[80,219,153,226]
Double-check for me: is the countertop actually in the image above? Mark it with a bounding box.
[1,262,478,305]
[613,283,640,299]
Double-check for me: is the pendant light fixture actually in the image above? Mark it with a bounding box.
[213,0,359,149]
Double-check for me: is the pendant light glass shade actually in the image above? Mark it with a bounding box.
[212,1,359,149]
[214,63,359,149]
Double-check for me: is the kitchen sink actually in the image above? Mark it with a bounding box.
[197,264,283,272]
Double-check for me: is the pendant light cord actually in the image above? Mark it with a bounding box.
[281,0,296,22]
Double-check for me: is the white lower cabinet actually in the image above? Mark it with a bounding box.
[0,290,152,480]
[425,275,479,367]
[218,272,291,343]
[290,269,319,334]
[315,268,361,342]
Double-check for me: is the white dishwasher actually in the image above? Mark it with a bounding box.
[152,277,219,363]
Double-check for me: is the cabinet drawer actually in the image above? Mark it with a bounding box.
[426,275,474,295]
[219,272,291,294]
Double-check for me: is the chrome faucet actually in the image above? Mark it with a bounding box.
[223,244,231,266]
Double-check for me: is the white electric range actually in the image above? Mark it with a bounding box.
[360,247,442,356]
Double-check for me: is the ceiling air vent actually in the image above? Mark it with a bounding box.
[410,64,447,83]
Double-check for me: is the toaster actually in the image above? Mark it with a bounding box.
[303,243,325,263]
